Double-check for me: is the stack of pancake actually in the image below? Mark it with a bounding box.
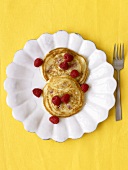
[42,48,88,117]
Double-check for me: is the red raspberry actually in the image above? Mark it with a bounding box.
[34,58,43,67]
[70,70,79,78]
[52,96,61,106]
[81,84,89,92]
[61,94,70,104]
[59,61,69,70]
[49,116,59,124]
[64,53,74,62]
[32,88,43,97]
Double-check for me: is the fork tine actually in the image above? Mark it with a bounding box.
[119,44,121,59]
[122,44,124,59]
[116,44,119,59]
[113,44,116,59]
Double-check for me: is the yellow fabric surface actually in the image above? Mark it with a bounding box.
[0,0,128,170]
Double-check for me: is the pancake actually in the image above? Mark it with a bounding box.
[43,75,84,117]
[42,48,88,84]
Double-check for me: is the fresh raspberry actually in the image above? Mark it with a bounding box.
[34,58,43,67]
[52,96,61,106]
[64,53,74,62]
[61,94,70,104]
[81,84,89,92]
[32,88,43,97]
[70,70,79,78]
[49,116,59,124]
[59,61,69,70]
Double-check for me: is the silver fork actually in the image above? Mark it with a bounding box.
[113,44,124,121]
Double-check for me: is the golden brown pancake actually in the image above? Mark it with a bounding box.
[43,75,84,117]
[42,48,88,84]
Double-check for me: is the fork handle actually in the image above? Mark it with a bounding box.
[116,70,122,121]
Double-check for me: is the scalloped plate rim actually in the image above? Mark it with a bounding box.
[4,30,117,142]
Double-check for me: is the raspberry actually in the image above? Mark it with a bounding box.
[61,94,70,104]
[59,61,69,70]
[52,96,61,106]
[81,84,89,92]
[34,58,43,67]
[70,70,79,78]
[64,53,74,62]
[49,116,59,124]
[32,88,43,97]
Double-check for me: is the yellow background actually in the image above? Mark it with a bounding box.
[0,0,128,170]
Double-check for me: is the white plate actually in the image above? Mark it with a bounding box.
[4,31,117,142]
